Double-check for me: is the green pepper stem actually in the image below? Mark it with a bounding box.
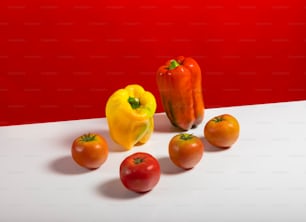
[128,96,141,109]
[168,59,180,70]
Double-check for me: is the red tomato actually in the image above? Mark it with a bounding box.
[168,133,204,170]
[204,114,240,148]
[119,152,161,193]
[71,133,108,169]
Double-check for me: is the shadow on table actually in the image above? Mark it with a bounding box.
[158,156,186,175]
[201,137,230,152]
[154,114,181,133]
[94,129,126,152]
[96,178,142,199]
[48,156,90,175]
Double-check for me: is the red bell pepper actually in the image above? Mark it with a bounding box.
[156,56,205,130]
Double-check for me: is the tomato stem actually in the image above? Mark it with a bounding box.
[133,157,144,164]
[80,133,96,142]
[128,97,141,109]
[213,116,224,123]
[180,133,194,140]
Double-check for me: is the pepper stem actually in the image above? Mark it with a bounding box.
[128,96,141,109]
[168,59,180,70]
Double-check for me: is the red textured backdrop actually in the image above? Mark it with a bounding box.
[1,0,306,126]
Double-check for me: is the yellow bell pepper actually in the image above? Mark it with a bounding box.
[105,84,157,150]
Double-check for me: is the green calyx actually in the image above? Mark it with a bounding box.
[133,157,144,164]
[212,116,224,123]
[128,96,141,109]
[80,133,96,142]
[168,59,180,70]
[180,133,194,140]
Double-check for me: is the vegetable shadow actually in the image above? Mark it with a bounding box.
[158,156,186,175]
[201,137,229,152]
[96,178,142,199]
[49,156,90,175]
[154,114,181,133]
[94,129,126,152]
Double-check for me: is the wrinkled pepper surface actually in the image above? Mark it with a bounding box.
[156,56,204,131]
[105,84,156,150]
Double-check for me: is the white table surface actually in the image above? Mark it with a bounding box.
[1,101,306,222]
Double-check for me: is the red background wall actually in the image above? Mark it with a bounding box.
[1,0,306,126]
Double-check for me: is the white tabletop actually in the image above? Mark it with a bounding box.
[1,101,306,222]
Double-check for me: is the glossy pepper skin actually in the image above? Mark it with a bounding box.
[156,56,204,131]
[105,84,156,150]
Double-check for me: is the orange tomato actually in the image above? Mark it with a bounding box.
[71,133,108,169]
[168,133,204,170]
[204,114,240,148]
